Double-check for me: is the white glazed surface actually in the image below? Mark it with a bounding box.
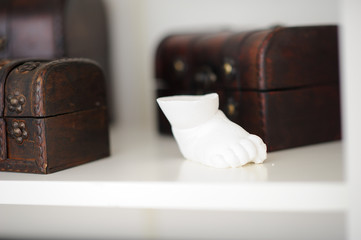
[157,93,267,168]
[156,93,219,129]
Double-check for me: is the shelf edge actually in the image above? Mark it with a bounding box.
[0,181,347,212]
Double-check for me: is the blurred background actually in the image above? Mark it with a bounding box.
[103,0,339,128]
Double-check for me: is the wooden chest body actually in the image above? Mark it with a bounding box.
[0,59,110,173]
[155,26,341,151]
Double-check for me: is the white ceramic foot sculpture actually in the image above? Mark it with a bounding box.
[157,93,267,168]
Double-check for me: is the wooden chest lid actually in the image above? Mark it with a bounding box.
[233,25,340,90]
[1,58,107,118]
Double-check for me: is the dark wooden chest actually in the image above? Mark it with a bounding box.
[0,0,114,120]
[0,58,110,173]
[155,25,341,151]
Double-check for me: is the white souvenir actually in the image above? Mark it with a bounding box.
[157,93,267,168]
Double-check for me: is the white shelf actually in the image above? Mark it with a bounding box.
[0,125,346,212]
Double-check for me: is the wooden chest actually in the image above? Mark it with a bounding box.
[0,58,110,173]
[155,25,341,151]
[0,0,113,120]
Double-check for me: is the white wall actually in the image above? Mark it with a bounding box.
[340,0,361,239]
[103,0,339,127]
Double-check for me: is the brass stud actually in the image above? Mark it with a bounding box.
[223,58,236,80]
[227,103,236,116]
[16,137,23,144]
[209,72,217,83]
[8,120,28,144]
[10,98,18,106]
[22,131,28,139]
[12,121,19,128]
[7,92,26,114]
[223,62,233,75]
[13,128,22,137]
[19,96,25,105]
[15,106,22,113]
[173,59,185,72]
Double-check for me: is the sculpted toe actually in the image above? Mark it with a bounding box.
[239,139,257,161]
[248,134,267,163]
[222,148,242,168]
[209,154,229,168]
[230,144,249,166]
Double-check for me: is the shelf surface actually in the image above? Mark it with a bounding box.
[0,125,346,211]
